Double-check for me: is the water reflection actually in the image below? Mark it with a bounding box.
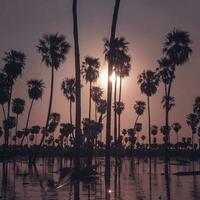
[0,157,200,200]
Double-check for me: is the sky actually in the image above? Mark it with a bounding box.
[0,0,200,144]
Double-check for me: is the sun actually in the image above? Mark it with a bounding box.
[98,69,120,88]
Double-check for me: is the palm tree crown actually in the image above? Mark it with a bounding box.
[37,33,70,69]
[172,122,181,133]
[134,101,146,116]
[186,113,199,134]
[138,70,159,97]
[12,98,25,115]
[61,78,76,102]
[81,56,100,83]
[91,86,103,104]
[27,79,45,100]
[104,37,129,67]
[2,50,26,80]
[163,29,192,66]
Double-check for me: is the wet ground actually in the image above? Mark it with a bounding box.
[0,157,200,200]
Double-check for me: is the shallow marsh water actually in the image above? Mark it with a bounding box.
[0,157,200,200]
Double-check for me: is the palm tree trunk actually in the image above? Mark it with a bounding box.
[118,77,122,140]
[176,133,179,144]
[4,85,13,146]
[70,100,72,124]
[147,96,151,148]
[21,99,34,145]
[192,133,194,150]
[95,104,97,122]
[15,114,18,145]
[73,0,81,171]
[1,105,6,120]
[106,0,121,172]
[89,81,92,121]
[114,76,117,144]
[39,66,54,146]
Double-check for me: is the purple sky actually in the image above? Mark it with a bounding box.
[0,0,200,143]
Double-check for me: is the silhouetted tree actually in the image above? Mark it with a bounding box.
[172,122,181,143]
[91,86,103,121]
[105,0,121,163]
[138,70,159,147]
[104,37,130,143]
[158,29,192,152]
[37,33,70,145]
[61,78,76,124]
[21,79,45,145]
[186,113,199,148]
[0,73,10,120]
[72,0,81,170]
[82,56,100,121]
[133,100,146,130]
[12,98,25,143]
[2,50,26,145]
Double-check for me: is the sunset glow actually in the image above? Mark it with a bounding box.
[99,69,120,88]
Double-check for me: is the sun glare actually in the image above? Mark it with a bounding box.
[99,69,120,88]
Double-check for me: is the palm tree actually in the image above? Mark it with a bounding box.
[81,56,100,121]
[2,50,26,146]
[135,122,142,143]
[96,99,107,141]
[158,29,192,151]
[133,100,146,129]
[186,113,199,148]
[61,78,76,124]
[37,33,70,145]
[172,122,181,143]
[12,98,25,143]
[0,73,9,120]
[104,37,130,144]
[91,86,103,121]
[116,53,131,141]
[138,70,159,147]
[150,125,158,144]
[114,101,125,140]
[105,0,121,162]
[21,79,45,145]
[193,96,200,117]
[72,0,81,171]
[30,125,40,145]
[2,50,26,117]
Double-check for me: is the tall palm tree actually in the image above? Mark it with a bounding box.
[104,37,130,143]
[105,0,121,163]
[2,50,26,145]
[138,70,159,147]
[72,0,81,171]
[116,53,131,141]
[61,78,76,124]
[37,33,70,145]
[12,98,25,143]
[158,29,192,151]
[91,86,103,121]
[81,56,100,121]
[186,113,199,148]
[172,122,181,143]
[0,73,9,120]
[21,79,45,145]
[2,50,26,117]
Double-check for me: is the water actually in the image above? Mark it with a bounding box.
[0,157,200,200]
